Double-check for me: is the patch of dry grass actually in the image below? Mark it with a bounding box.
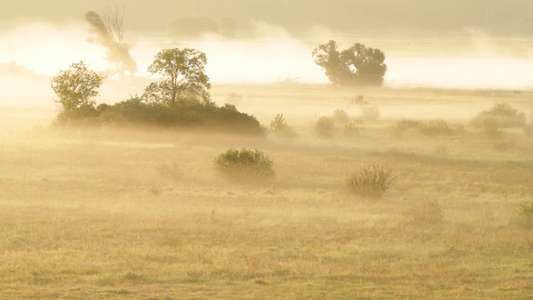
[0,86,532,299]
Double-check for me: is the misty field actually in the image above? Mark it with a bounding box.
[1,85,532,299]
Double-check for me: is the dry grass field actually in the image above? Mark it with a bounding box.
[1,85,532,299]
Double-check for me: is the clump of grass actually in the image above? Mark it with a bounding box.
[314,116,336,139]
[406,200,444,224]
[214,148,275,182]
[346,164,394,199]
[471,103,526,129]
[270,113,297,139]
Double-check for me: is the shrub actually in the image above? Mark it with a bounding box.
[214,148,274,182]
[471,103,526,128]
[333,109,350,124]
[55,104,99,124]
[270,113,297,139]
[315,116,336,138]
[346,164,394,199]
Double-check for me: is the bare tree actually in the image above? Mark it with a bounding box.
[85,7,137,78]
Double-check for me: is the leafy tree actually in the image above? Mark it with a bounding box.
[313,40,387,86]
[51,61,104,111]
[144,48,211,105]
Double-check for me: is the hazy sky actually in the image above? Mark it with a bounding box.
[0,0,532,96]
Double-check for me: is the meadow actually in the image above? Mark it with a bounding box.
[0,85,532,299]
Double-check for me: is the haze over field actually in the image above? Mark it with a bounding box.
[1,2,533,299]
[0,0,532,110]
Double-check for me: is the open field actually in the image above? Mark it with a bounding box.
[1,85,532,299]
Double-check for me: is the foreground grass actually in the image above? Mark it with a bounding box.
[0,86,532,298]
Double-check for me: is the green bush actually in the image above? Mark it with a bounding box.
[346,164,394,199]
[55,104,100,125]
[471,103,526,129]
[214,148,275,182]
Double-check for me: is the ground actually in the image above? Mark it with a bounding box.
[0,85,532,299]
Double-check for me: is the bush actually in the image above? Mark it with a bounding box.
[346,164,394,199]
[471,103,526,129]
[315,116,336,138]
[55,104,100,125]
[270,113,297,138]
[333,109,350,124]
[214,148,275,182]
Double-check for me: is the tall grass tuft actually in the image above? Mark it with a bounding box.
[346,164,394,199]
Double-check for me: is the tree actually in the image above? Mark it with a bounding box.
[312,40,387,87]
[85,8,137,78]
[144,48,211,105]
[51,61,104,111]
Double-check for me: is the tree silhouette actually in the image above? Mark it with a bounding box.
[85,8,137,78]
[313,40,387,87]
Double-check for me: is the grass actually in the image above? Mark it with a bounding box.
[0,85,532,299]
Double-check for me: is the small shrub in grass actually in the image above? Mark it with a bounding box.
[315,116,335,138]
[270,113,297,139]
[214,148,274,182]
[346,164,394,199]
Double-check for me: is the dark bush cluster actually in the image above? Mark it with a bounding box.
[55,96,264,135]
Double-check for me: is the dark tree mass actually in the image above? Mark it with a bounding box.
[313,40,387,87]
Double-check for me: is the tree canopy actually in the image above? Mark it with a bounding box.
[144,48,211,105]
[313,40,387,87]
[50,61,104,111]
